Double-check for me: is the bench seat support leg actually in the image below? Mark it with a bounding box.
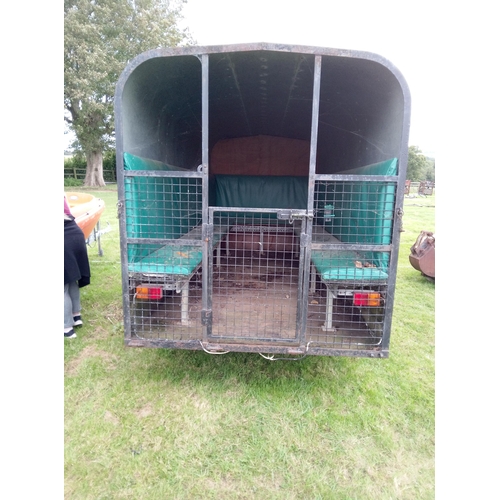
[310,264,317,294]
[322,287,337,332]
[180,282,190,325]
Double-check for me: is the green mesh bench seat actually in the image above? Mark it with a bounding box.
[128,226,226,275]
[307,228,388,300]
[309,157,396,285]
[128,245,204,275]
[311,250,388,282]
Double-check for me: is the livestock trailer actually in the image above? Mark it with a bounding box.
[115,43,411,358]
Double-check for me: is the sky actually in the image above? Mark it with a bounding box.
[179,0,438,157]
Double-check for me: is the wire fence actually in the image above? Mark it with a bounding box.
[405,181,435,196]
[64,166,117,183]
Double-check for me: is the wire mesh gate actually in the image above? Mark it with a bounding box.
[206,208,309,345]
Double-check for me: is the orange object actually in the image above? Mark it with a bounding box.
[65,192,105,240]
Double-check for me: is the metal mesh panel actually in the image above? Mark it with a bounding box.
[209,212,302,343]
[124,176,202,241]
[305,255,390,350]
[302,179,395,350]
[314,180,396,245]
[128,272,204,340]
[124,175,205,341]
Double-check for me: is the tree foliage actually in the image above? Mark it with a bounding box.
[424,157,435,183]
[407,145,433,182]
[64,0,191,186]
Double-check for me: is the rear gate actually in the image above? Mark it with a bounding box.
[206,208,310,345]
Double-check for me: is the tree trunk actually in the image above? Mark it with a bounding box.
[84,150,106,187]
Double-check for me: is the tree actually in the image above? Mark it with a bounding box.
[424,157,435,183]
[406,145,429,181]
[64,0,191,186]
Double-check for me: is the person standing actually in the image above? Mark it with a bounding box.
[64,196,91,338]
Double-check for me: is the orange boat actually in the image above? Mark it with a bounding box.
[65,192,106,240]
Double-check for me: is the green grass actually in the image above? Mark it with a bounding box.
[65,187,435,499]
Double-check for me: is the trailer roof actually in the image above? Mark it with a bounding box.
[116,43,410,174]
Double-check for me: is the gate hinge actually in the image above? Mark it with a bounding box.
[202,223,213,242]
[201,309,212,325]
[300,233,311,247]
[396,208,405,232]
[117,200,124,218]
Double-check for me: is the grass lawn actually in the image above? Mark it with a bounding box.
[64,186,435,499]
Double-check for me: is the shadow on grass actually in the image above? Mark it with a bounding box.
[131,343,374,399]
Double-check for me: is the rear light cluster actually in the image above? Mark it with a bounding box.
[135,286,380,306]
[353,292,381,307]
[136,286,163,300]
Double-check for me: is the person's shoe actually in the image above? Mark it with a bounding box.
[64,329,77,339]
[73,315,83,327]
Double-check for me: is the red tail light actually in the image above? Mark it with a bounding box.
[353,292,381,307]
[136,286,163,300]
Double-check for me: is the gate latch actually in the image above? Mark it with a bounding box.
[277,210,307,224]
